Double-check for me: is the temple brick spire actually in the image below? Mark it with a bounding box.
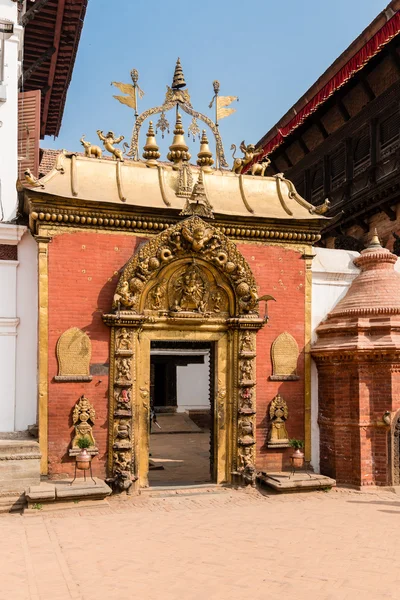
[312,237,400,487]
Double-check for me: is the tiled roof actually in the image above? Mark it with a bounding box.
[22,0,88,138]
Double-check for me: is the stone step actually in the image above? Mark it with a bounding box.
[0,439,41,457]
[258,471,336,493]
[24,498,110,515]
[25,478,112,508]
[0,439,41,494]
[0,493,26,514]
[142,484,227,498]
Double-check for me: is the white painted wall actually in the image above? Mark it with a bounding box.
[310,247,360,472]
[0,0,22,221]
[0,227,38,433]
[176,352,210,412]
[15,229,37,430]
[0,3,37,433]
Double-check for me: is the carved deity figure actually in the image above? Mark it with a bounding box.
[117,357,132,382]
[149,284,164,310]
[115,421,131,441]
[173,265,206,312]
[97,130,127,161]
[212,290,222,313]
[269,394,289,444]
[240,332,253,354]
[240,359,253,383]
[238,417,254,445]
[182,224,217,252]
[116,328,131,352]
[240,387,253,410]
[239,446,256,486]
[113,451,131,473]
[71,395,96,449]
[115,388,131,411]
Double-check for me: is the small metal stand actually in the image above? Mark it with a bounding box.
[289,458,313,479]
[70,461,96,485]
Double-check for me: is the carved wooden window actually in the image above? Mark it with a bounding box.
[310,164,324,203]
[379,108,400,158]
[353,129,370,176]
[292,176,305,198]
[330,146,346,191]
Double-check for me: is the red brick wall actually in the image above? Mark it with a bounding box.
[238,243,306,472]
[47,231,306,479]
[317,359,400,487]
[47,231,145,478]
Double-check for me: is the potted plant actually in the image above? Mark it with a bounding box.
[76,436,92,470]
[289,439,304,469]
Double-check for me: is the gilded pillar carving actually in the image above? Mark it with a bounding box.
[236,329,257,486]
[107,326,137,492]
[36,232,51,475]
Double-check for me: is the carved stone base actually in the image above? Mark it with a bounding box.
[267,440,290,448]
[269,374,300,381]
[69,447,99,457]
[115,380,132,387]
[54,375,93,382]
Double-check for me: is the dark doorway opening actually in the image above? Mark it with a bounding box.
[148,341,215,486]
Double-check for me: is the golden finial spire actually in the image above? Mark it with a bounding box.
[167,112,191,169]
[197,130,214,172]
[142,121,160,168]
[369,228,382,248]
[172,58,186,90]
[180,169,214,218]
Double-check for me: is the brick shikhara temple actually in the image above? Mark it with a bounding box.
[18,57,400,493]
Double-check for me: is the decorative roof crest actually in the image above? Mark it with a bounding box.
[111,58,235,169]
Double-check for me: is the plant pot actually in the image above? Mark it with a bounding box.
[290,448,304,469]
[76,448,91,470]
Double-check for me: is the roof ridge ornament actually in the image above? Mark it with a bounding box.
[111,58,229,168]
[171,58,186,90]
[180,170,214,219]
[368,228,382,249]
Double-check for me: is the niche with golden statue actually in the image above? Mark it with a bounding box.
[69,395,98,457]
[267,393,290,448]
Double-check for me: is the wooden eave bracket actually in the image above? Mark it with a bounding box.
[21,0,52,27]
[20,46,56,87]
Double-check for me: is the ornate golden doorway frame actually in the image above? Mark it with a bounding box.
[136,329,227,488]
[103,217,265,492]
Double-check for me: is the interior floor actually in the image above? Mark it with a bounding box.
[148,342,213,487]
[149,428,211,487]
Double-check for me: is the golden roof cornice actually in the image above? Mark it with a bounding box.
[26,192,321,244]
[22,152,328,226]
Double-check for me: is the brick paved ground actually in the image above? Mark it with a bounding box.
[1,486,400,600]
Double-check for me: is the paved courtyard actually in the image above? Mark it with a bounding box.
[1,485,400,600]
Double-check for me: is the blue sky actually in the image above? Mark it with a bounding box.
[45,0,389,165]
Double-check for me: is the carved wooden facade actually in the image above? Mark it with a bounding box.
[254,23,400,251]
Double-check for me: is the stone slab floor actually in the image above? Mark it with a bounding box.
[149,431,211,486]
[1,486,400,600]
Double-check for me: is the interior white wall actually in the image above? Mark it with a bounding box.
[15,229,37,430]
[311,247,360,472]
[176,353,210,412]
